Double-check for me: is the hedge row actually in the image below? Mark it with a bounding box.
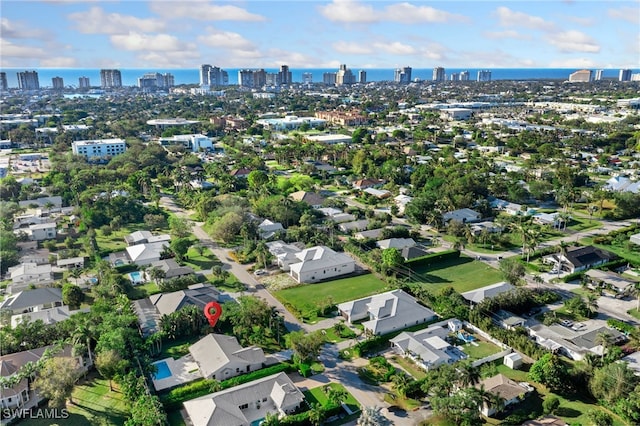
[405,249,460,267]
[161,362,293,410]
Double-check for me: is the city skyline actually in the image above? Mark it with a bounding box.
[1,1,639,70]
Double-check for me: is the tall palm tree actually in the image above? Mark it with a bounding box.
[457,362,481,388]
[391,372,413,398]
[595,331,613,360]
[357,406,391,426]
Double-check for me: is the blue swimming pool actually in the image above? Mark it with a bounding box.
[250,418,264,426]
[129,271,143,284]
[153,361,172,380]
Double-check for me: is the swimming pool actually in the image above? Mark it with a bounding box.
[129,271,143,284]
[153,361,172,380]
[250,418,264,426]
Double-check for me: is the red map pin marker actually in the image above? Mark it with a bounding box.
[204,301,222,327]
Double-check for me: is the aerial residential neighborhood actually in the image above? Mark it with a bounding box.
[1,63,640,426]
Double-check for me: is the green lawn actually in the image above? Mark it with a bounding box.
[390,355,427,380]
[322,326,357,343]
[182,246,219,271]
[157,335,203,360]
[566,217,602,232]
[303,383,360,414]
[126,281,161,300]
[94,223,170,256]
[460,340,502,360]
[274,273,390,323]
[167,409,186,426]
[408,256,504,293]
[628,308,640,320]
[21,376,129,426]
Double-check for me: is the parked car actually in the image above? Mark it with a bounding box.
[560,319,574,327]
[571,322,587,331]
[253,269,267,276]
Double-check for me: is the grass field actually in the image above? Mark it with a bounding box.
[460,340,502,360]
[390,355,427,380]
[21,375,129,426]
[273,273,390,323]
[408,256,504,294]
[303,383,360,414]
[182,246,219,271]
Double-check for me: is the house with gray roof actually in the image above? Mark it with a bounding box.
[0,287,63,315]
[475,374,533,416]
[288,246,355,283]
[585,269,636,295]
[183,372,305,426]
[189,334,266,381]
[124,230,170,246]
[338,219,370,233]
[266,240,306,271]
[390,319,467,370]
[147,258,194,281]
[9,263,54,289]
[257,219,284,240]
[376,238,416,250]
[442,208,481,224]
[338,290,437,336]
[461,282,514,304]
[125,241,169,266]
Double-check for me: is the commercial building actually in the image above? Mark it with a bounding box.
[323,72,337,85]
[594,69,603,81]
[459,70,470,81]
[100,69,122,88]
[302,72,313,84]
[17,71,39,90]
[158,134,213,152]
[200,65,229,86]
[137,72,174,89]
[432,67,446,82]
[395,66,412,83]
[278,65,292,85]
[619,69,632,82]
[72,138,127,160]
[51,76,64,90]
[336,64,356,85]
[0,72,7,91]
[238,69,267,88]
[569,69,592,83]
[477,70,492,82]
[78,76,90,89]
[358,70,367,83]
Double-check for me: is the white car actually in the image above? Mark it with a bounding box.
[560,319,574,327]
[253,269,267,276]
[571,323,587,331]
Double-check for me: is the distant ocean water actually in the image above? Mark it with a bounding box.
[1,67,634,88]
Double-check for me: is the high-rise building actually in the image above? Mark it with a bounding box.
[459,71,470,81]
[100,69,122,88]
[569,69,592,83]
[238,69,266,88]
[477,70,492,82]
[278,65,292,85]
[631,73,640,82]
[450,73,459,81]
[323,72,336,85]
[432,67,445,82]
[137,72,174,89]
[394,66,412,83]
[358,70,367,84]
[619,69,632,82]
[0,72,8,91]
[594,70,604,81]
[17,71,40,90]
[302,73,313,84]
[79,76,90,89]
[336,64,355,85]
[52,77,64,90]
[200,64,228,86]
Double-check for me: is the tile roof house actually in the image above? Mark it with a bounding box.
[0,287,63,315]
[353,178,384,189]
[288,246,355,283]
[442,208,482,224]
[147,259,195,281]
[390,319,467,370]
[183,372,305,426]
[288,191,326,209]
[189,334,267,381]
[545,245,616,273]
[475,374,533,416]
[133,284,220,337]
[461,282,515,304]
[338,290,437,336]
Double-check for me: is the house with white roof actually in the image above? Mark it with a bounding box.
[266,240,306,271]
[183,372,305,426]
[124,230,170,246]
[603,176,640,194]
[394,194,413,214]
[288,246,355,283]
[257,219,284,240]
[125,241,169,266]
[442,208,482,224]
[17,222,57,241]
[461,282,515,304]
[630,233,640,245]
[9,263,54,287]
[390,319,467,370]
[189,334,267,381]
[376,238,416,250]
[338,290,437,336]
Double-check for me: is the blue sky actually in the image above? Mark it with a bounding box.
[1,0,639,69]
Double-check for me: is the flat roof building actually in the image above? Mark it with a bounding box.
[72,138,126,160]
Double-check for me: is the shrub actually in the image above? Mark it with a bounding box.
[405,249,460,267]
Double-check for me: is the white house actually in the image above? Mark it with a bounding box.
[338,290,437,336]
[266,240,306,272]
[159,134,214,153]
[189,334,266,381]
[9,263,54,287]
[390,319,466,370]
[18,222,57,241]
[376,238,416,250]
[257,219,284,240]
[288,246,355,283]
[442,208,482,224]
[125,241,169,266]
[183,372,305,426]
[0,287,63,315]
[461,282,515,305]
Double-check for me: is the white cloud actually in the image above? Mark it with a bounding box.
[41,57,79,67]
[136,50,201,68]
[565,16,595,26]
[608,6,640,25]
[110,32,194,52]
[150,1,265,21]
[332,41,373,55]
[2,18,49,39]
[372,41,416,55]
[69,7,166,35]
[319,0,468,24]
[319,0,378,23]
[483,30,531,40]
[0,38,49,59]
[494,7,556,31]
[196,28,255,50]
[384,3,468,24]
[547,30,600,53]
[548,57,597,68]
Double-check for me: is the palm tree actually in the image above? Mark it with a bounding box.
[585,292,599,317]
[357,406,391,426]
[307,402,325,426]
[261,412,281,426]
[595,331,613,360]
[324,385,348,407]
[391,372,413,398]
[457,362,481,388]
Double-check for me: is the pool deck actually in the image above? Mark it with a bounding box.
[152,355,202,391]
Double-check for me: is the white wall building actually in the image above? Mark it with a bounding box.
[288,246,355,283]
[72,138,126,160]
[159,134,214,153]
